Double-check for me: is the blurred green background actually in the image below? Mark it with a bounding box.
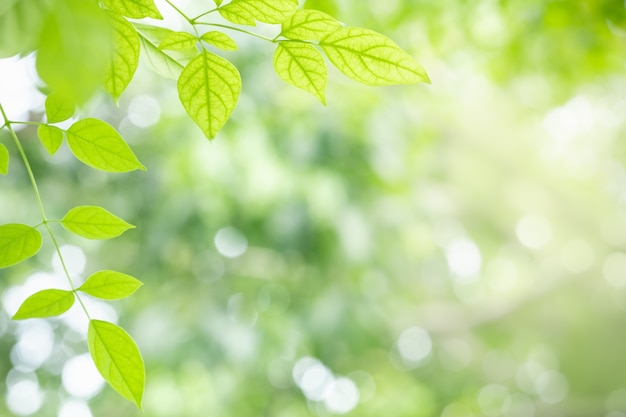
[2,0,626,416]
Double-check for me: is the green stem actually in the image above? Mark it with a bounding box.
[0,102,91,319]
[164,0,192,24]
[190,7,218,23]
[10,121,47,127]
[195,22,277,43]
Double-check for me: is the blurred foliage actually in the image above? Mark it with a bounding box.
[2,0,626,416]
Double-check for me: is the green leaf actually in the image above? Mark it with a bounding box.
[138,33,183,80]
[105,11,140,102]
[0,224,42,268]
[36,0,113,104]
[37,125,64,155]
[0,0,52,58]
[273,41,327,104]
[12,289,75,320]
[304,0,338,16]
[79,270,143,300]
[45,92,75,123]
[159,31,198,51]
[177,50,242,140]
[88,320,145,409]
[0,143,8,175]
[215,0,223,5]
[61,205,135,240]
[66,118,146,172]
[219,0,298,25]
[200,31,238,51]
[280,9,341,41]
[101,0,162,20]
[320,27,430,86]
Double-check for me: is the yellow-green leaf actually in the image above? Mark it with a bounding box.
[66,118,146,172]
[0,0,51,58]
[101,0,162,20]
[105,11,140,102]
[61,205,135,240]
[280,9,341,41]
[37,125,64,155]
[0,224,42,268]
[88,320,145,409]
[138,32,183,80]
[45,92,75,123]
[320,27,430,86]
[36,0,112,104]
[177,50,242,140]
[273,41,327,104]
[200,31,238,51]
[79,270,143,300]
[12,289,75,320]
[219,0,298,25]
[0,143,8,175]
[159,31,197,51]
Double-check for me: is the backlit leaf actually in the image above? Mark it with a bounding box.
[320,27,430,86]
[37,125,64,155]
[62,205,135,240]
[177,50,241,139]
[101,0,162,20]
[0,143,8,175]
[0,0,52,58]
[215,0,223,5]
[88,320,145,409]
[0,224,42,268]
[138,33,183,79]
[79,270,143,300]
[303,0,338,16]
[45,92,75,123]
[219,0,298,25]
[105,11,140,102]
[12,289,74,320]
[201,31,238,51]
[36,0,112,104]
[159,31,198,51]
[66,118,145,172]
[280,9,341,41]
[274,41,327,104]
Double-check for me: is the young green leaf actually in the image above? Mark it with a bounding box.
[79,270,143,300]
[89,320,145,409]
[320,27,430,86]
[138,33,184,80]
[280,9,341,41]
[219,0,298,25]
[273,41,327,104]
[101,0,162,20]
[105,11,140,102]
[0,0,51,58]
[214,0,223,5]
[61,205,135,240]
[45,92,75,123]
[0,143,8,175]
[36,0,113,104]
[303,0,339,16]
[12,289,75,320]
[159,31,198,51]
[37,125,64,155]
[178,50,242,140]
[66,118,146,172]
[201,31,238,51]
[0,224,42,268]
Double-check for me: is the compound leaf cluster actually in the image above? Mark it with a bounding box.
[0,0,430,409]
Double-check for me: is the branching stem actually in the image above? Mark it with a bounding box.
[0,102,91,319]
